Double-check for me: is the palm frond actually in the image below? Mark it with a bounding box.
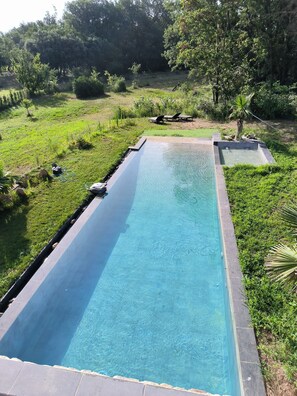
[265,243,297,290]
[280,204,297,234]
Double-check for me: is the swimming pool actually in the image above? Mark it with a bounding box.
[0,140,240,395]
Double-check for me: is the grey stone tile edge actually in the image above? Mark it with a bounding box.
[0,356,211,396]
[129,136,147,151]
[259,143,275,164]
[144,136,212,145]
[0,150,139,340]
[213,143,266,396]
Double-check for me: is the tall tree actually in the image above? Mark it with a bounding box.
[12,50,56,95]
[164,0,297,101]
[164,0,248,103]
[26,28,86,76]
[239,0,297,84]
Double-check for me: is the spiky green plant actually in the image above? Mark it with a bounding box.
[230,93,253,140]
[265,204,297,291]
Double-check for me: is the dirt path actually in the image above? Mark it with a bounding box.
[171,118,238,130]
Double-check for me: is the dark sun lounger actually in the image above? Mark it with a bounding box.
[178,114,193,121]
[164,112,181,121]
[148,115,165,124]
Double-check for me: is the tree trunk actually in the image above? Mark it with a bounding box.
[236,118,243,140]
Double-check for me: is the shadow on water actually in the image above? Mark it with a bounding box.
[0,151,143,365]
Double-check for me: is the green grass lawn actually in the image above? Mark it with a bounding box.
[224,136,297,388]
[143,128,216,137]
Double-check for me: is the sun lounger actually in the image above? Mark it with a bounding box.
[164,112,181,122]
[148,115,165,124]
[178,114,193,121]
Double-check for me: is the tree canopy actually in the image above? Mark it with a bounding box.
[0,0,170,75]
[164,0,297,102]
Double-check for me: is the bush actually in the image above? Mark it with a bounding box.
[73,76,104,99]
[0,193,14,211]
[113,78,126,93]
[252,83,296,119]
[113,106,136,120]
[198,100,230,121]
[105,71,126,93]
[69,137,93,150]
[133,97,157,117]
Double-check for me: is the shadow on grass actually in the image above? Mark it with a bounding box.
[261,126,297,156]
[0,107,13,120]
[80,93,111,100]
[0,206,29,275]
[33,94,69,108]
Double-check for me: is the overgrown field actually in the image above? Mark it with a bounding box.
[224,133,297,391]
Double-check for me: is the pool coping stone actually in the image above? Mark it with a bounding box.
[0,356,212,396]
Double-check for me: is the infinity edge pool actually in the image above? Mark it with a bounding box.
[0,137,265,396]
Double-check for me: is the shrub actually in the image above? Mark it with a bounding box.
[133,97,156,117]
[198,100,230,121]
[73,76,104,99]
[104,71,126,93]
[252,83,296,119]
[69,137,93,150]
[113,106,136,120]
[0,193,14,211]
[129,62,141,88]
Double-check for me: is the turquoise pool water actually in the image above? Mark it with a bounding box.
[0,141,240,395]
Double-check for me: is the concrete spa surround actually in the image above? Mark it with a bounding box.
[0,136,267,396]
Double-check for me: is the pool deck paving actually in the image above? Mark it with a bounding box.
[0,136,268,396]
[0,356,211,396]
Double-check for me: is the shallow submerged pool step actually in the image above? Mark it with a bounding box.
[0,356,213,396]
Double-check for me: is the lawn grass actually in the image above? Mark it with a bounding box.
[143,128,216,138]
[0,88,193,173]
[224,135,297,388]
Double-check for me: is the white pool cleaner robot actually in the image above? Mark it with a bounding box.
[89,182,107,196]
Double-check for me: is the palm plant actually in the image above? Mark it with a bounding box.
[230,93,253,140]
[265,204,297,291]
[22,98,33,117]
